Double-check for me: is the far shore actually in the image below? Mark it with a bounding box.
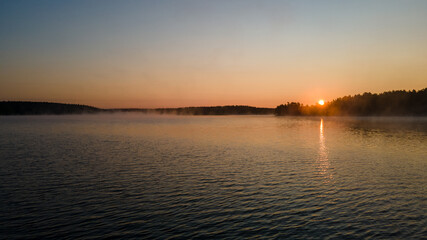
[1,88,426,116]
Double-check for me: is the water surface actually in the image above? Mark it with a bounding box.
[1,115,426,239]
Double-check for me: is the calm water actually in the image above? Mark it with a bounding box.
[1,114,426,239]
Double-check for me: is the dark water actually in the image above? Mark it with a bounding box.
[1,114,426,239]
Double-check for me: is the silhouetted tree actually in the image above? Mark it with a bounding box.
[275,102,303,115]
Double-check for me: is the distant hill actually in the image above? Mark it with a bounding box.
[0,102,101,115]
[275,88,427,116]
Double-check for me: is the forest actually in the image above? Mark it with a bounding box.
[275,88,427,116]
[155,106,274,115]
[0,102,273,115]
[0,102,101,115]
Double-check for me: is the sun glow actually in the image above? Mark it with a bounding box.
[318,99,325,105]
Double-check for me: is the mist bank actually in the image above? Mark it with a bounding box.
[0,102,274,115]
[151,106,274,115]
[107,106,274,115]
[276,88,427,116]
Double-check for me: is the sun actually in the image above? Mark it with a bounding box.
[318,99,325,105]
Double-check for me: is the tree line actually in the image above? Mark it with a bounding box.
[275,88,427,116]
[155,106,274,115]
[0,102,274,115]
[0,102,101,115]
[2,88,426,116]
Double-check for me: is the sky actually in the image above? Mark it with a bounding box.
[1,0,427,108]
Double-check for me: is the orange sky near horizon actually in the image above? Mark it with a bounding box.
[1,1,427,108]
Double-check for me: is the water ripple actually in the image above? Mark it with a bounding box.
[0,115,426,239]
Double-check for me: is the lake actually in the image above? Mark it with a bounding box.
[0,114,426,239]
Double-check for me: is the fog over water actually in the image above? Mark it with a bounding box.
[1,114,426,239]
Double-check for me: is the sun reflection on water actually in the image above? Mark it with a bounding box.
[318,118,333,181]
